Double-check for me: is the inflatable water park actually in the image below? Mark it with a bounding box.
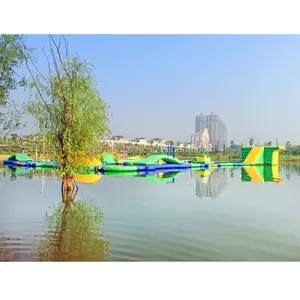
[2,146,285,173]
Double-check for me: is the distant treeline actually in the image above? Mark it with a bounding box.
[1,141,300,157]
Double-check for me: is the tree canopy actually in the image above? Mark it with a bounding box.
[25,35,110,172]
[0,34,30,135]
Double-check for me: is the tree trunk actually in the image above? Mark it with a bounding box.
[62,173,75,202]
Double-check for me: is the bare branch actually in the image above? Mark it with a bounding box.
[58,35,62,50]
[49,42,61,82]
[62,35,72,77]
[42,46,55,100]
[63,35,69,58]
[25,58,59,133]
[28,55,51,88]
[42,46,53,81]
[49,34,73,84]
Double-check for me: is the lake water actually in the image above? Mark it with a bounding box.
[1,164,300,261]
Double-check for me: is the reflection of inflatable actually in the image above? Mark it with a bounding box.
[195,170,213,178]
[6,166,30,181]
[6,166,30,176]
[241,166,283,183]
[73,173,102,184]
[135,171,182,183]
[78,168,184,183]
[195,169,214,184]
[98,168,185,183]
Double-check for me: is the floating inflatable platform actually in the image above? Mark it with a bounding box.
[3,153,59,168]
[96,153,250,173]
[2,146,285,173]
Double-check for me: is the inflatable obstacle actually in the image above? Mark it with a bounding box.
[241,146,285,165]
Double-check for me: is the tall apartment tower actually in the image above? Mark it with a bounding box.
[194,112,227,149]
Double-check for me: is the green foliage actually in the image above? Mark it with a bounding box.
[10,133,18,146]
[0,34,30,134]
[264,141,272,146]
[25,36,110,172]
[0,99,26,136]
[0,34,28,104]
[38,199,110,261]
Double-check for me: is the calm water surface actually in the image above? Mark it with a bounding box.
[1,165,300,261]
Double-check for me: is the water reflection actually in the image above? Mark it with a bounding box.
[0,167,110,261]
[38,186,110,261]
[241,166,283,183]
[0,237,23,261]
[0,166,59,181]
[134,171,183,183]
[1,163,300,261]
[3,164,298,183]
[280,164,300,180]
[192,165,285,199]
[193,168,228,199]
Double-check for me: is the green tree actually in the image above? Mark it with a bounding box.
[286,140,292,158]
[249,137,254,146]
[25,35,110,178]
[10,132,20,147]
[0,34,31,135]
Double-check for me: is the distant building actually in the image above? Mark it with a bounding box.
[149,138,166,146]
[191,128,212,151]
[194,112,227,149]
[165,140,175,146]
[131,137,148,145]
[112,135,129,143]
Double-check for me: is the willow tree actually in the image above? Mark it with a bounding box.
[25,35,110,189]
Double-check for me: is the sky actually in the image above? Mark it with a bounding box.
[10,34,300,145]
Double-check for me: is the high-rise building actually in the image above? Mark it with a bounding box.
[194,113,227,149]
